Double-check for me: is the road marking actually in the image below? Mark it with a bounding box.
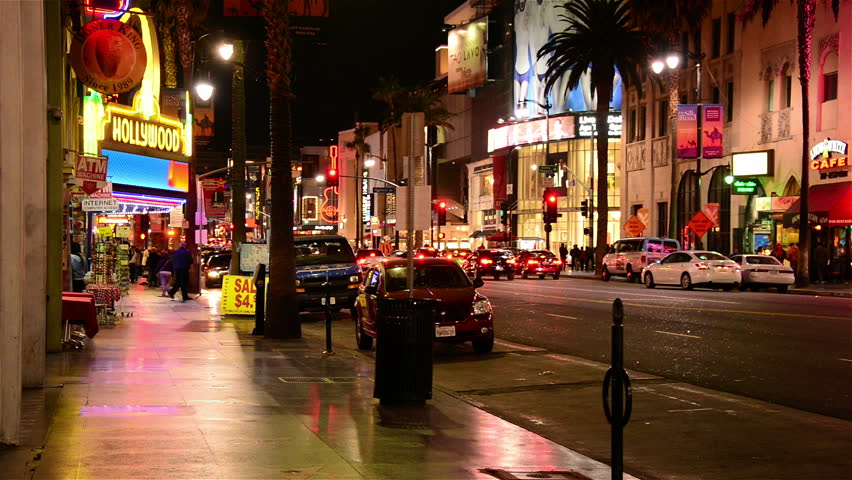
[547,313,577,320]
[839,358,852,363]
[484,282,740,304]
[655,330,702,339]
[667,408,714,413]
[484,289,850,321]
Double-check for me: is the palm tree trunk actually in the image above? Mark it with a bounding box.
[594,72,614,274]
[667,69,681,239]
[795,0,815,285]
[264,0,300,338]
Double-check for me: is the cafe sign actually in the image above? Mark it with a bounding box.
[809,139,848,179]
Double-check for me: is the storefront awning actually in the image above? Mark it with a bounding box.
[783,182,852,226]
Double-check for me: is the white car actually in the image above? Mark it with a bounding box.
[642,251,741,290]
[730,254,795,293]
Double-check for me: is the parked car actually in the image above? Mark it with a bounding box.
[463,249,516,280]
[514,250,562,279]
[356,249,384,273]
[294,235,361,313]
[203,253,231,288]
[642,250,741,290]
[730,254,794,293]
[602,237,681,282]
[353,257,495,353]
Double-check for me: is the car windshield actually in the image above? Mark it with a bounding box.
[295,239,356,266]
[208,255,230,268]
[746,256,782,265]
[616,240,643,252]
[384,265,472,292]
[694,252,729,261]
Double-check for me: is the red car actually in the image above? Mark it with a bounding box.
[354,258,495,353]
[515,250,562,279]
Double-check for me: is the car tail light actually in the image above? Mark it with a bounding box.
[447,254,453,259]
[528,259,539,265]
[417,254,425,259]
[696,263,710,270]
[460,252,468,257]
[480,259,493,265]
[380,258,390,263]
[358,258,367,264]
[369,253,376,256]
[554,259,562,265]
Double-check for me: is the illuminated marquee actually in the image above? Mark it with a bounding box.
[809,139,848,171]
[83,8,192,160]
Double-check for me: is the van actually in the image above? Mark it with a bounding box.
[602,237,680,282]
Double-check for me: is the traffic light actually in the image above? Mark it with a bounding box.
[580,199,589,217]
[544,191,558,223]
[326,167,339,187]
[583,227,591,236]
[436,200,447,226]
[437,232,446,240]
[500,201,509,226]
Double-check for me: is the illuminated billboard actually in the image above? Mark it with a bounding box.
[514,1,622,114]
[448,18,488,93]
[104,149,189,192]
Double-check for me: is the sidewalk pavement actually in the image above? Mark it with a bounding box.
[0,285,635,480]
[559,269,852,297]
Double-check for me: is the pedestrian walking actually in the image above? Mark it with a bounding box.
[129,246,141,282]
[813,242,829,283]
[146,247,161,287]
[558,243,569,272]
[770,242,786,264]
[155,251,173,297]
[585,245,594,271]
[578,247,588,272]
[168,242,194,301]
[786,243,799,280]
[569,244,580,271]
[69,242,88,293]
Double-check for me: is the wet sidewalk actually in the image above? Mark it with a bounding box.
[4,286,632,480]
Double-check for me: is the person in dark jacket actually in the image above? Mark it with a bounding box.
[146,247,161,287]
[558,243,569,272]
[168,242,194,301]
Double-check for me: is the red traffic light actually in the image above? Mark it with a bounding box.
[326,168,339,187]
[548,195,557,203]
[437,201,447,210]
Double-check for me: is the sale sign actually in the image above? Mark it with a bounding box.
[702,104,724,158]
[221,275,260,315]
[677,105,699,158]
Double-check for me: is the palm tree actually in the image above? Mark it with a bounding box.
[538,0,645,274]
[344,125,372,249]
[372,75,405,171]
[627,0,710,241]
[741,0,841,286]
[263,0,300,338]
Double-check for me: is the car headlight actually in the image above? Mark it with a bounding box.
[295,278,302,287]
[472,299,492,315]
[349,275,361,284]
[207,271,220,279]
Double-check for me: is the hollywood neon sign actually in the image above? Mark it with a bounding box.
[110,113,182,153]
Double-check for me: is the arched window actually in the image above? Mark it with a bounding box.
[782,176,800,197]
[676,171,699,247]
[707,167,732,254]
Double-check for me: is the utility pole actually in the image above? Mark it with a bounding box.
[229,40,247,275]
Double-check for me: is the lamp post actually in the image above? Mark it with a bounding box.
[516,99,553,249]
[651,51,704,247]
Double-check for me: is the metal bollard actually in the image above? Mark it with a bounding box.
[251,264,266,336]
[322,270,334,355]
[602,298,632,480]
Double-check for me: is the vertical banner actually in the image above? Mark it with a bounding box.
[677,105,699,158]
[702,104,724,158]
[201,179,227,218]
[492,155,507,209]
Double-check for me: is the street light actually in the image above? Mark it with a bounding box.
[194,81,214,101]
[217,42,234,61]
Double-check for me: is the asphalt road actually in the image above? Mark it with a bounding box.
[477,276,852,420]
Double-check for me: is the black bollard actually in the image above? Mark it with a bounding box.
[602,298,632,480]
[251,264,266,336]
[322,270,334,355]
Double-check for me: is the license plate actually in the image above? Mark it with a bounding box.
[435,325,456,338]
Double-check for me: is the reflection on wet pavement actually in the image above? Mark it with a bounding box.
[25,286,625,480]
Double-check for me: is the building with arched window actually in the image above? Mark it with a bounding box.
[620,0,850,280]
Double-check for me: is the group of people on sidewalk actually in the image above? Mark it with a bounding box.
[770,241,849,284]
[131,243,194,300]
[559,243,595,272]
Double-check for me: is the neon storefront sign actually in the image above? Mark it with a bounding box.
[809,138,848,171]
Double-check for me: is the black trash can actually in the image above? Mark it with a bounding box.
[373,298,436,404]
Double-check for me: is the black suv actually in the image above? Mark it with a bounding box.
[463,249,516,280]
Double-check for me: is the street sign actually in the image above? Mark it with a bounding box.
[542,177,554,188]
[75,155,108,182]
[538,165,558,176]
[687,211,713,238]
[507,183,513,195]
[373,186,396,194]
[623,215,646,237]
[82,198,119,212]
[90,181,113,199]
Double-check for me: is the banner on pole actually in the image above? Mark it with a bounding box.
[677,105,699,158]
[702,104,724,158]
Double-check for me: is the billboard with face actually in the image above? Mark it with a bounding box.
[514,0,622,115]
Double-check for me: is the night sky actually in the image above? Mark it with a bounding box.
[207,0,463,151]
